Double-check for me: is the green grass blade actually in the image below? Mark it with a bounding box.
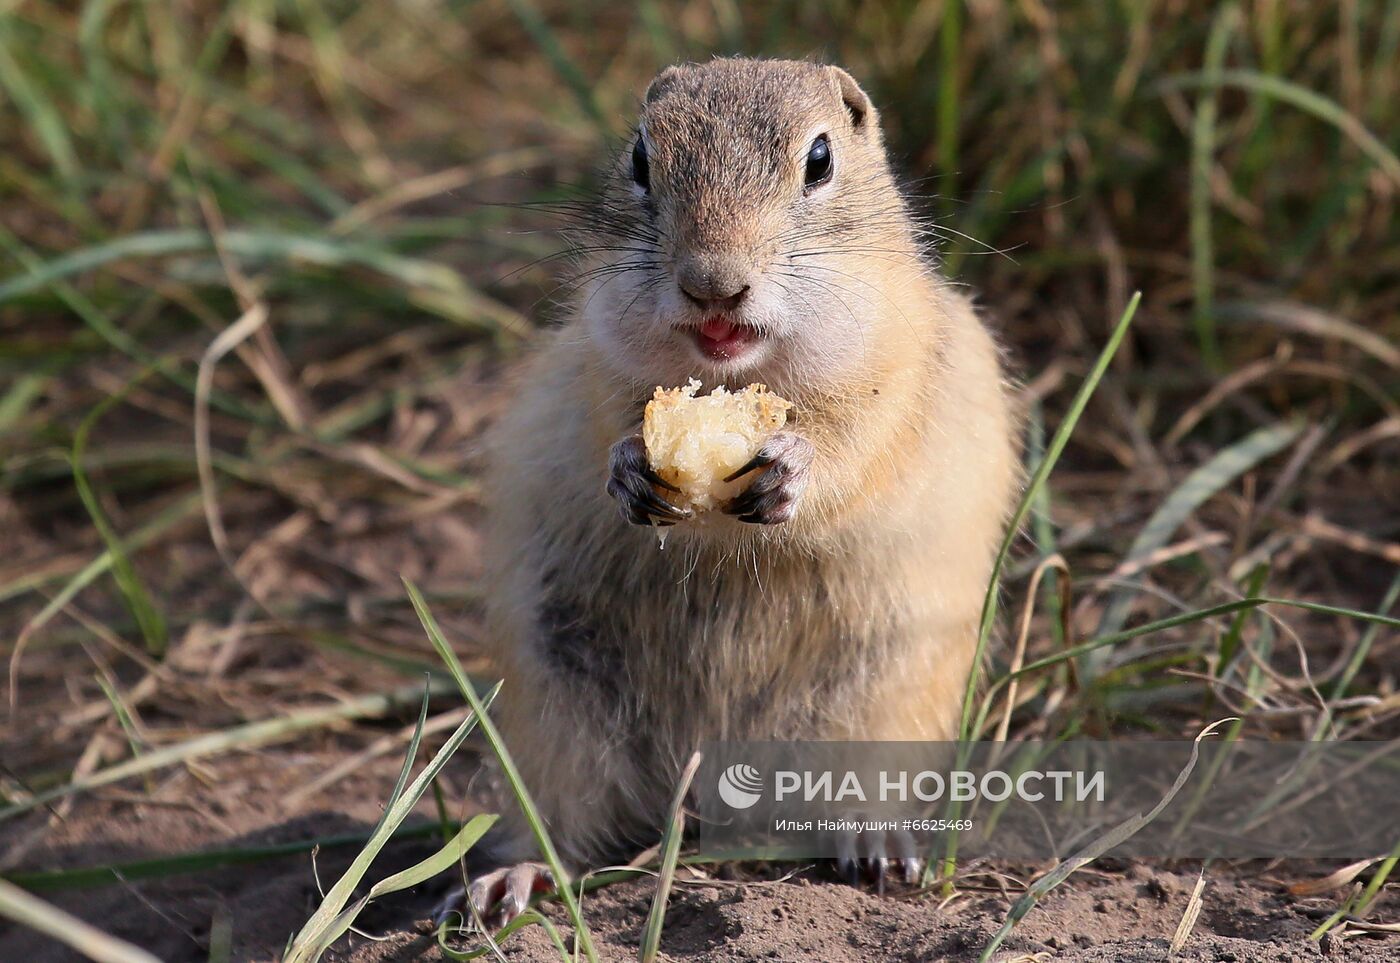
[207,904,232,963]
[377,679,434,833]
[0,24,80,184]
[6,824,449,893]
[283,692,499,963]
[1320,569,1400,736]
[77,0,128,154]
[937,0,962,220]
[1309,896,1358,942]
[1159,69,1400,186]
[1353,837,1400,918]
[1189,3,1238,370]
[1025,404,1068,656]
[1215,564,1269,679]
[93,671,146,765]
[1093,419,1305,651]
[0,681,455,823]
[977,720,1232,962]
[639,750,702,963]
[0,879,159,963]
[0,372,50,435]
[3,488,200,609]
[0,226,267,423]
[958,291,1141,740]
[438,908,570,961]
[0,228,524,333]
[942,292,1141,887]
[364,815,498,900]
[1166,566,1270,839]
[307,814,500,959]
[1311,834,1400,939]
[404,577,600,963]
[972,594,1400,740]
[69,372,169,657]
[501,0,607,131]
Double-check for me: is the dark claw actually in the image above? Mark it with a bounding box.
[888,830,923,885]
[607,434,692,526]
[829,827,925,895]
[634,483,691,520]
[728,469,785,514]
[733,495,794,525]
[722,432,813,526]
[643,466,682,492]
[728,483,787,518]
[496,892,520,922]
[838,855,861,887]
[723,449,774,483]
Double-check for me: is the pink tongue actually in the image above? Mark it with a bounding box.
[699,318,737,341]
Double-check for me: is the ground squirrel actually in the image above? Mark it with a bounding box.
[448,57,1018,924]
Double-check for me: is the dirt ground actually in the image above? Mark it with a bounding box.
[1,742,1394,962]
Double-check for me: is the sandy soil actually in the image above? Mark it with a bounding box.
[2,764,1392,963]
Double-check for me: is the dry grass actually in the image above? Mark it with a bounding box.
[1,0,1398,958]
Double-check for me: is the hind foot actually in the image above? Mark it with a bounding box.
[833,827,924,895]
[433,862,554,931]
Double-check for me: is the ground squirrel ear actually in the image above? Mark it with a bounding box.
[645,65,686,104]
[829,66,877,132]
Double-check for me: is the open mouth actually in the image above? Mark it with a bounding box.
[688,316,762,362]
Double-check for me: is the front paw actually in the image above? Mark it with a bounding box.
[723,431,814,525]
[606,434,693,526]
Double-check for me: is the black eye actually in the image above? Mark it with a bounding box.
[804,134,833,189]
[631,137,650,192]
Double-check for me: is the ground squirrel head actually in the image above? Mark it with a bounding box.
[572,57,926,393]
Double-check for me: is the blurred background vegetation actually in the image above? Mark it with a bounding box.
[0,1,1397,956]
[1,0,1398,800]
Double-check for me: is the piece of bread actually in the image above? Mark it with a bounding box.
[643,379,793,513]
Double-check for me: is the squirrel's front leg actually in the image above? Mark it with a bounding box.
[722,431,815,525]
[605,434,693,526]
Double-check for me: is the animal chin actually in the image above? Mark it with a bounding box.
[688,316,763,363]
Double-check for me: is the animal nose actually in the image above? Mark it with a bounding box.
[680,281,750,312]
[677,259,752,312]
